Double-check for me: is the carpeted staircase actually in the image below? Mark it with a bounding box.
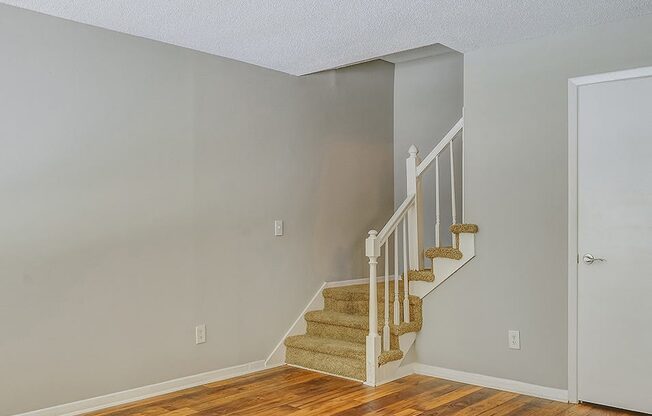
[284,280,423,380]
[283,223,478,382]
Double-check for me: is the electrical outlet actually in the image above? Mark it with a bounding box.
[508,330,520,350]
[195,324,206,344]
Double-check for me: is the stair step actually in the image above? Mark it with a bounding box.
[425,246,463,260]
[405,269,435,282]
[306,310,368,330]
[324,296,419,317]
[285,335,404,380]
[286,346,366,381]
[323,283,410,301]
[307,319,367,344]
[305,310,422,337]
[450,223,479,234]
[379,349,404,365]
[323,284,421,317]
[285,334,365,359]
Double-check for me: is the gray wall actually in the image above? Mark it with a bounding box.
[0,5,394,415]
[415,13,652,389]
[393,52,464,250]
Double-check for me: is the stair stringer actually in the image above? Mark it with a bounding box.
[375,232,476,385]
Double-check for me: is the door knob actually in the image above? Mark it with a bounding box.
[583,254,605,265]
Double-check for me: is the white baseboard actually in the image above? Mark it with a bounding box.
[413,363,568,403]
[14,360,274,416]
[15,360,568,415]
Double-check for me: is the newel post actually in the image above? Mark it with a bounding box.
[406,145,423,271]
[365,230,380,386]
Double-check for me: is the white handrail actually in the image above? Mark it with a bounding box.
[416,117,464,176]
[435,154,440,247]
[376,193,415,244]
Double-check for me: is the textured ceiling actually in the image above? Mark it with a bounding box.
[3,1,652,75]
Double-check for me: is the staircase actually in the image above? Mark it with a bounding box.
[282,116,478,386]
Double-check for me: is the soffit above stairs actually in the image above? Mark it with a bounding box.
[4,1,652,76]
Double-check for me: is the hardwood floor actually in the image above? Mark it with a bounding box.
[85,366,643,416]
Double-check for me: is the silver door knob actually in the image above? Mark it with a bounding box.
[583,254,605,265]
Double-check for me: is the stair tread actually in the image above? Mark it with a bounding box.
[424,246,463,260]
[285,335,365,359]
[405,269,435,282]
[286,346,366,381]
[323,284,420,303]
[379,349,404,365]
[285,334,404,369]
[450,223,479,234]
[305,310,421,335]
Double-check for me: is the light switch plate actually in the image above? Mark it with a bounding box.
[274,220,283,236]
[508,330,520,350]
[196,324,206,344]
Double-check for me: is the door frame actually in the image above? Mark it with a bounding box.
[567,65,652,404]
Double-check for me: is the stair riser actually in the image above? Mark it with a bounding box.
[306,321,401,349]
[286,347,365,381]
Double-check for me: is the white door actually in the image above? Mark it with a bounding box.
[577,74,652,413]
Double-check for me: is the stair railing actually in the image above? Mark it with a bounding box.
[365,115,464,386]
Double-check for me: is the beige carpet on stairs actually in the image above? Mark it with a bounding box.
[284,281,420,381]
[284,223,477,382]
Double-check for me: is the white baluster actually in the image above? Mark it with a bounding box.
[383,242,390,351]
[406,145,422,271]
[365,230,380,386]
[461,108,465,224]
[435,154,440,248]
[402,219,410,324]
[393,228,400,325]
[450,139,457,243]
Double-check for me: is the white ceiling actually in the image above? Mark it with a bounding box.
[3,1,652,75]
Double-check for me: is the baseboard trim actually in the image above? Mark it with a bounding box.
[413,363,568,403]
[14,360,272,416]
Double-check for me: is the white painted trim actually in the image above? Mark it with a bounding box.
[376,361,415,385]
[264,282,327,368]
[568,76,579,404]
[567,65,652,404]
[14,360,272,416]
[410,233,475,298]
[416,117,464,176]
[413,364,568,403]
[568,66,652,87]
[325,275,396,289]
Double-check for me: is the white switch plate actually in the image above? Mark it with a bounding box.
[508,330,520,350]
[196,324,206,344]
[274,220,283,236]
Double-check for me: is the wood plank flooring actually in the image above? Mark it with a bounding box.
[84,366,643,416]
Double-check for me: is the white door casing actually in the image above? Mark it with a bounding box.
[568,67,652,412]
